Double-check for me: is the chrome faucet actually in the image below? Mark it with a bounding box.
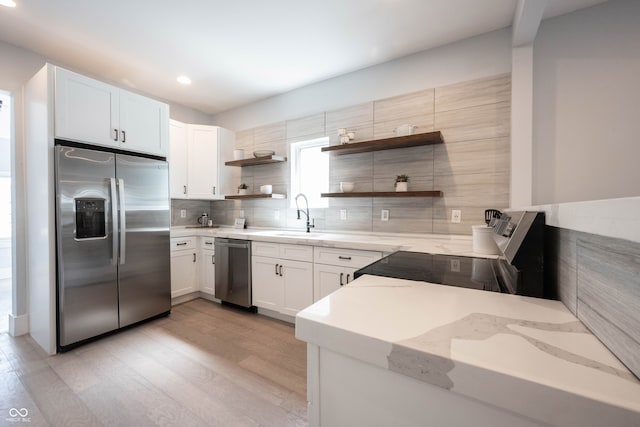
[295,193,315,233]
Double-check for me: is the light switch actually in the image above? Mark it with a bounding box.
[381,209,389,221]
[340,209,347,221]
[180,209,186,218]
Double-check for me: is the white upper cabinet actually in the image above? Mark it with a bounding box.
[169,120,188,198]
[54,67,119,148]
[169,120,237,200]
[54,67,168,157]
[118,89,168,156]
[187,125,220,200]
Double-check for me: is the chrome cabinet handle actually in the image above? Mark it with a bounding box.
[346,274,351,284]
[339,272,344,286]
[338,256,352,260]
[275,264,279,276]
[205,242,213,245]
[193,253,196,262]
[121,130,126,143]
[279,265,283,276]
[211,255,215,265]
[113,129,119,141]
[176,242,187,246]
[183,185,187,194]
[212,186,216,194]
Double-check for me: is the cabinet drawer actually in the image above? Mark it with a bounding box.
[253,241,313,262]
[170,237,196,251]
[252,241,280,257]
[314,247,382,268]
[200,237,216,250]
[280,244,313,262]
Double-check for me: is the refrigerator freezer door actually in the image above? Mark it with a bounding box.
[55,146,119,347]
[116,153,171,327]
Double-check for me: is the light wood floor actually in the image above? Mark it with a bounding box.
[0,299,307,426]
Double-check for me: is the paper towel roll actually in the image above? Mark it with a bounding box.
[472,225,500,255]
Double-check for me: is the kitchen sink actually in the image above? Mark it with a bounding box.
[274,232,326,238]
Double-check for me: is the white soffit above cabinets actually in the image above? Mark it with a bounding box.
[0,0,608,115]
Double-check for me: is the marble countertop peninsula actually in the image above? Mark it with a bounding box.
[295,275,640,427]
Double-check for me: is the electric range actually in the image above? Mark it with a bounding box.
[354,211,547,298]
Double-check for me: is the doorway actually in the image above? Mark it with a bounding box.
[0,90,12,333]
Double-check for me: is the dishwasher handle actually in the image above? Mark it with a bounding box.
[215,239,250,250]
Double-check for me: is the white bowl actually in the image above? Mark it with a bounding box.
[340,182,354,193]
[260,184,273,194]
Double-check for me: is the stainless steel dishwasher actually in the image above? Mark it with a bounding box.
[214,238,253,309]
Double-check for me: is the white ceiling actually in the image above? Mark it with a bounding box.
[0,0,608,115]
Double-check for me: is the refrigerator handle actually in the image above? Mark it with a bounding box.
[118,178,126,264]
[110,178,118,266]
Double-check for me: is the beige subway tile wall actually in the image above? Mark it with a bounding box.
[210,73,511,235]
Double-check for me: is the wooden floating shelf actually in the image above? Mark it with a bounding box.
[321,191,443,198]
[225,155,287,167]
[225,193,286,200]
[321,131,443,155]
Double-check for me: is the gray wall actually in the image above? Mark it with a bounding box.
[532,0,640,205]
[211,74,511,235]
[212,29,512,131]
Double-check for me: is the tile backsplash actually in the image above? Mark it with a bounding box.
[205,74,511,235]
[546,226,640,380]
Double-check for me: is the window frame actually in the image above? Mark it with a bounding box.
[289,136,330,209]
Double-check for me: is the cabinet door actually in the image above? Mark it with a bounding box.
[54,67,119,147]
[252,255,282,310]
[170,250,197,298]
[169,120,188,198]
[201,249,215,295]
[119,89,168,156]
[281,260,313,316]
[187,125,220,200]
[314,264,356,301]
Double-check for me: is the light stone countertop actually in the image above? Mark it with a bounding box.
[170,226,495,257]
[295,275,640,427]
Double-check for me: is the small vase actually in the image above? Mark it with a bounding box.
[238,189,247,195]
[395,182,408,192]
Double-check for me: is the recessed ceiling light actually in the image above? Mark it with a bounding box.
[0,0,17,7]
[176,75,192,85]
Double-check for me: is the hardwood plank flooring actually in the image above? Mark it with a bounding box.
[0,299,307,426]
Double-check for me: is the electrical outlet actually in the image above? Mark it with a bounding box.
[180,209,186,218]
[340,209,347,221]
[239,210,245,218]
[451,209,462,223]
[381,209,389,221]
[450,259,460,272]
[274,210,280,220]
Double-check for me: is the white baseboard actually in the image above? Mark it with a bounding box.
[9,313,28,336]
[257,307,295,324]
[171,292,199,306]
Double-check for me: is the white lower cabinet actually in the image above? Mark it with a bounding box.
[314,264,357,301]
[170,237,198,298]
[200,237,216,296]
[252,242,314,316]
[313,247,382,301]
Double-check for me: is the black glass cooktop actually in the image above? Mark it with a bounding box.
[354,251,503,293]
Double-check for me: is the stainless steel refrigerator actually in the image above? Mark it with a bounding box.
[55,144,170,350]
